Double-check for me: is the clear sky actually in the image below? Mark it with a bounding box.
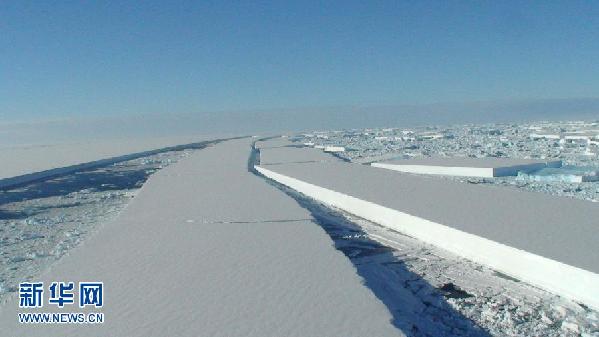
[1,1,598,123]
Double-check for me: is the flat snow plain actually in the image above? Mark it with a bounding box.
[0,138,403,337]
[0,135,228,186]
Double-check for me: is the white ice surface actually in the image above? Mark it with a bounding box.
[372,162,497,178]
[379,157,561,168]
[0,135,220,182]
[253,138,294,149]
[373,157,562,178]
[0,138,403,337]
[260,146,341,165]
[257,156,599,273]
[254,146,599,310]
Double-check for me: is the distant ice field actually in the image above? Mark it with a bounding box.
[0,135,228,187]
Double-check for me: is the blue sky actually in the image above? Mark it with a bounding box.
[1,1,598,123]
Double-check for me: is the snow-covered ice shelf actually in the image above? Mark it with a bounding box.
[0,136,223,189]
[0,149,196,303]
[255,160,599,310]
[371,157,562,178]
[0,138,403,337]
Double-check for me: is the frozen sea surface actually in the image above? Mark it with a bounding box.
[0,149,195,303]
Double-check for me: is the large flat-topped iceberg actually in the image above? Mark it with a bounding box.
[260,146,342,165]
[372,156,562,177]
[0,139,403,337]
[254,137,294,149]
[256,159,599,310]
[256,137,343,165]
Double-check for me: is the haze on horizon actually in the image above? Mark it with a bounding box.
[1,1,598,141]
